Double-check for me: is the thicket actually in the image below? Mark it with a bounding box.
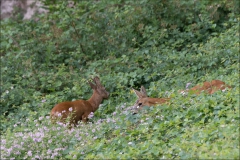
[1,0,239,159]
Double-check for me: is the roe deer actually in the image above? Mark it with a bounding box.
[132,86,170,112]
[50,76,109,126]
[180,80,231,95]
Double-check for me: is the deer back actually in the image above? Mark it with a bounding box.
[188,80,231,95]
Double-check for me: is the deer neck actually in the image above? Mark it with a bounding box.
[148,97,169,105]
[87,90,103,112]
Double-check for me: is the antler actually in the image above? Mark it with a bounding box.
[93,76,101,86]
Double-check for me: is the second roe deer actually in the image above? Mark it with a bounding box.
[50,76,109,126]
[180,80,231,95]
[132,86,170,112]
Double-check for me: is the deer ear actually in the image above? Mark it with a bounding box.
[88,81,96,89]
[132,88,144,98]
[140,86,147,97]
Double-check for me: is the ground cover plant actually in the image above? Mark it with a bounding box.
[1,0,239,159]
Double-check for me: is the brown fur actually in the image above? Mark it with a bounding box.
[181,80,231,95]
[50,76,109,126]
[132,86,170,112]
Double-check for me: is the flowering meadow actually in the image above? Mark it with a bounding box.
[1,85,239,159]
[1,0,239,159]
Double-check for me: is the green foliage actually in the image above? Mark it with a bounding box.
[1,86,239,159]
[0,0,239,159]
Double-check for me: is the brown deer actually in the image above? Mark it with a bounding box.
[50,76,109,126]
[180,80,231,95]
[132,86,170,112]
[132,80,231,113]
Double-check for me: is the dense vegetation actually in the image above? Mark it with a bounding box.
[1,0,239,159]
